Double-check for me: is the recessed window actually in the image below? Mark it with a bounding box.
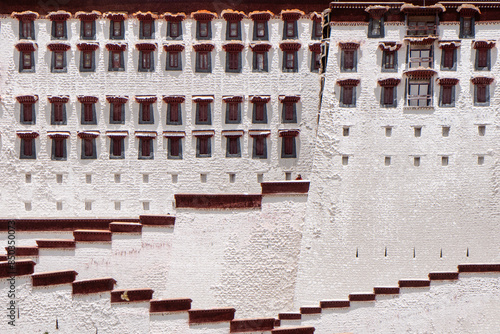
[143,174,149,183]
[343,127,350,136]
[171,174,178,183]
[20,102,35,124]
[19,20,35,39]
[51,138,67,161]
[414,156,421,167]
[200,173,207,183]
[81,103,96,124]
[341,50,357,72]
[285,172,292,180]
[253,51,269,72]
[257,173,264,183]
[140,21,154,39]
[110,137,125,159]
[56,201,63,210]
[441,48,457,70]
[86,174,92,183]
[283,51,298,72]
[226,136,241,158]
[81,137,97,159]
[439,85,455,107]
[281,136,297,159]
[81,20,96,39]
[25,173,31,183]
[109,50,125,71]
[85,201,92,211]
[196,51,211,72]
[282,102,297,123]
[475,48,491,71]
[167,21,182,39]
[229,173,236,183]
[138,137,154,159]
[342,155,349,165]
[51,102,67,125]
[253,103,268,123]
[414,127,422,137]
[407,16,437,36]
[80,50,95,72]
[20,137,36,159]
[197,21,211,39]
[166,52,182,70]
[226,51,242,73]
[340,86,356,107]
[226,102,241,124]
[168,137,182,159]
[138,51,154,72]
[142,201,150,211]
[283,20,297,39]
[474,84,490,106]
[166,102,182,125]
[385,156,391,166]
[25,202,32,211]
[478,125,486,136]
[442,126,450,137]
[312,20,322,40]
[114,173,121,183]
[51,51,67,73]
[478,156,485,165]
[52,21,67,39]
[441,156,449,166]
[196,136,212,158]
[195,103,211,125]
[226,21,241,40]
[139,102,154,124]
[382,50,397,71]
[110,20,124,39]
[460,17,474,38]
[408,45,432,68]
[56,174,63,183]
[253,21,268,40]
[385,127,392,137]
[115,201,121,210]
[19,48,35,72]
[407,80,432,107]
[368,17,384,38]
[110,103,125,124]
[252,136,267,159]
[381,86,397,107]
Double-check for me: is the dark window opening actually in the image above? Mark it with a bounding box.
[21,103,35,123]
[253,103,267,123]
[199,22,208,38]
[82,21,94,39]
[139,137,153,159]
[53,21,65,38]
[21,21,34,39]
[110,103,124,123]
[54,52,64,70]
[408,81,432,107]
[383,51,395,70]
[52,138,66,160]
[22,52,33,71]
[52,103,65,124]
[197,103,209,124]
[477,85,487,103]
[110,137,124,158]
[441,86,453,106]
[343,87,354,105]
[83,104,94,123]
[441,48,456,70]
[196,136,211,157]
[21,138,36,159]
[383,86,395,106]
[169,22,180,38]
[253,136,267,158]
[140,103,153,123]
[168,137,181,158]
[282,136,296,158]
[226,137,241,157]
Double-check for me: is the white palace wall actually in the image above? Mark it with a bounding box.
[0,14,320,218]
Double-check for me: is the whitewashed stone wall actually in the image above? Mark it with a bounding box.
[0,14,320,217]
[294,20,500,305]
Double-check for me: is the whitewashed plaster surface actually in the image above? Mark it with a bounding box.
[0,15,320,217]
[294,21,500,304]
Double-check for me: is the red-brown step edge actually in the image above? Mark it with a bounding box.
[140,215,175,226]
[189,308,236,324]
[428,272,459,280]
[230,318,275,332]
[300,307,322,314]
[175,194,262,209]
[109,222,143,233]
[261,181,310,194]
[5,246,38,256]
[0,259,36,278]
[274,319,281,327]
[398,280,431,288]
[271,327,315,334]
[0,218,139,231]
[0,254,7,261]
[320,300,350,308]
[373,287,400,295]
[278,313,301,320]
[458,264,500,273]
[73,230,112,242]
[111,288,153,303]
[36,239,76,248]
[349,293,376,301]
[72,277,116,295]
[150,298,192,313]
[32,270,77,287]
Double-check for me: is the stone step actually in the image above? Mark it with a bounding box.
[32,270,77,287]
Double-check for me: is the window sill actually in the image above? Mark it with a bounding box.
[404,106,434,111]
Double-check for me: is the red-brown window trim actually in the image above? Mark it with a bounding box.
[75,11,101,21]
[193,44,215,52]
[378,78,401,87]
[278,129,300,137]
[251,96,271,104]
[404,69,437,79]
[15,43,37,52]
[162,96,185,104]
[222,96,243,103]
[106,131,128,137]
[473,40,496,49]
[337,79,360,87]
[279,42,301,52]
[47,43,71,52]
[404,37,438,46]
[471,77,494,85]
[12,11,39,21]
[280,10,304,22]
[439,41,461,50]
[16,95,38,104]
[365,5,389,19]
[105,43,127,52]
[191,11,217,21]
[77,43,99,51]
[48,96,69,104]
[47,11,71,21]
[339,42,360,50]
[104,12,127,21]
[77,131,100,139]
[279,96,301,103]
[378,42,402,52]
[249,11,273,22]
[77,96,98,103]
[162,12,186,22]
[438,78,459,86]
[222,10,245,22]
[163,44,185,52]
[16,131,39,139]
[250,43,272,52]
[135,96,157,103]
[135,43,157,51]
[457,4,481,17]
[47,131,70,139]
[310,12,322,22]
[309,43,321,53]
[222,43,245,53]
[133,11,158,21]
[163,131,185,138]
